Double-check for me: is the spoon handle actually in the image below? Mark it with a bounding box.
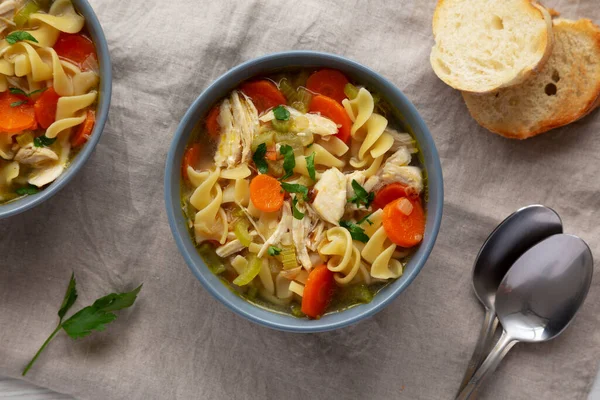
[457,308,499,394]
[455,330,517,400]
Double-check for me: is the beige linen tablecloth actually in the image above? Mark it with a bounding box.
[1,0,599,399]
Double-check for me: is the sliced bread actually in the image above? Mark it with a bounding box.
[430,0,553,93]
[462,19,600,139]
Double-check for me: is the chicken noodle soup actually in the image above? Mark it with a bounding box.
[181,69,426,318]
[0,0,99,203]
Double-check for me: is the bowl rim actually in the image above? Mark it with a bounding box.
[0,0,112,219]
[165,51,443,332]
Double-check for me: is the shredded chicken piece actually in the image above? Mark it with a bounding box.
[312,167,347,225]
[215,239,245,258]
[292,202,313,271]
[363,147,423,194]
[14,145,59,167]
[259,106,338,136]
[258,202,292,258]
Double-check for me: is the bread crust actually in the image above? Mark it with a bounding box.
[431,0,554,94]
[463,19,600,139]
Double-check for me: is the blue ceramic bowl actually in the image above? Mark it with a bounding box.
[165,51,443,332]
[0,0,112,219]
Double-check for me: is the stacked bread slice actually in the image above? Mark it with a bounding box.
[430,0,600,139]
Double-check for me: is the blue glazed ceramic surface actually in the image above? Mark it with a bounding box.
[165,51,443,332]
[0,0,112,219]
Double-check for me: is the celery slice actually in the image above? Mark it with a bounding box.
[234,219,252,247]
[272,118,291,133]
[281,245,297,270]
[13,1,40,28]
[344,83,359,100]
[233,256,262,286]
[16,132,34,147]
[251,131,275,152]
[278,78,298,104]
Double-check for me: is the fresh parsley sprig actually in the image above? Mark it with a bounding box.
[279,144,295,180]
[34,135,56,148]
[357,212,374,226]
[268,246,282,256]
[10,87,47,98]
[15,185,39,196]
[340,220,370,243]
[280,182,308,200]
[22,273,142,376]
[6,31,38,45]
[10,100,28,108]
[305,152,316,181]
[252,143,269,174]
[349,180,374,208]
[273,105,290,121]
[291,196,305,220]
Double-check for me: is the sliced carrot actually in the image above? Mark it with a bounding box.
[0,91,37,133]
[306,69,349,104]
[70,110,95,147]
[53,32,97,70]
[372,182,421,210]
[308,94,352,143]
[382,197,425,248]
[249,174,284,212]
[34,87,60,129]
[265,145,278,161]
[205,104,220,137]
[301,264,335,319]
[182,143,201,181]
[240,80,286,114]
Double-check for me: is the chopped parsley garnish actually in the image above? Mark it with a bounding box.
[349,179,374,208]
[340,220,370,243]
[280,182,308,200]
[268,246,282,256]
[28,88,48,97]
[291,196,305,220]
[357,212,374,225]
[252,142,269,174]
[10,87,47,97]
[6,31,38,45]
[16,185,39,196]
[273,105,290,121]
[10,100,28,108]
[279,144,295,180]
[34,135,56,148]
[305,152,316,181]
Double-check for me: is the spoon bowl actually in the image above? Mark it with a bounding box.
[457,234,593,399]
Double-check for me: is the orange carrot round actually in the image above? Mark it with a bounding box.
[306,69,349,104]
[240,80,286,114]
[34,87,60,129]
[205,104,220,137]
[182,143,201,181]
[0,91,37,134]
[372,182,421,210]
[301,264,335,319]
[70,109,95,147]
[249,174,284,212]
[308,94,352,143]
[382,197,425,248]
[53,32,97,70]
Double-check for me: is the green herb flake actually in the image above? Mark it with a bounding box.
[22,273,142,376]
[15,185,39,196]
[10,100,28,108]
[340,220,370,243]
[28,88,48,97]
[291,196,305,220]
[349,179,375,208]
[273,105,290,121]
[305,152,316,181]
[357,212,374,226]
[279,144,296,180]
[9,88,27,96]
[268,246,282,256]
[6,31,39,45]
[280,182,308,200]
[252,142,269,174]
[34,135,57,148]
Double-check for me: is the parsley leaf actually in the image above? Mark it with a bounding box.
[6,31,38,45]
[280,182,308,200]
[279,144,295,180]
[273,105,290,121]
[57,273,78,321]
[28,88,48,97]
[291,196,305,220]
[349,179,374,208]
[15,185,39,196]
[340,220,370,243]
[268,246,282,256]
[305,152,316,181]
[34,135,56,148]
[357,212,374,226]
[10,100,28,107]
[22,274,142,376]
[252,143,269,174]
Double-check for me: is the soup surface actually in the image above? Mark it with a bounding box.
[182,68,426,318]
[0,0,99,203]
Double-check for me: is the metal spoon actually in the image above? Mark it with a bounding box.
[457,205,563,393]
[457,234,593,399]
